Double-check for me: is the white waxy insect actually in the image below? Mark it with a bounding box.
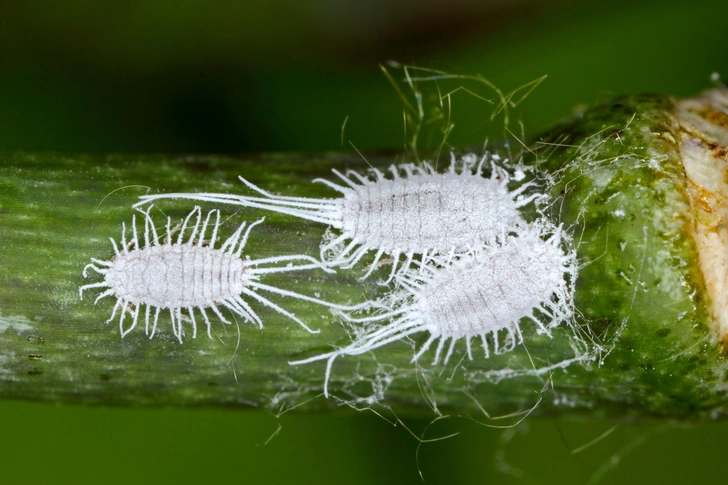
[290,223,577,396]
[133,154,541,281]
[79,206,369,343]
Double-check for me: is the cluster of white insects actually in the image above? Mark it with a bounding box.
[80,152,577,396]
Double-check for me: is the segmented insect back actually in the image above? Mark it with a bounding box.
[80,206,368,342]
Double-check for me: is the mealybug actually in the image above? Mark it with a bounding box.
[79,206,369,342]
[290,223,577,396]
[133,154,541,281]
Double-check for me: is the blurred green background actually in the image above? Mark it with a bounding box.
[2,1,728,483]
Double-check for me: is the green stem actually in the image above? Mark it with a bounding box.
[1,90,727,419]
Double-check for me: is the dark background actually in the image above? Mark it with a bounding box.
[2,1,728,483]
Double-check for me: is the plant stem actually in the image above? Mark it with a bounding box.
[1,90,727,419]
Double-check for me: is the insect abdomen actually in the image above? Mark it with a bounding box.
[105,245,247,309]
[418,247,558,337]
[341,174,521,252]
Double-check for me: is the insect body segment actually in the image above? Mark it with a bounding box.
[80,206,366,343]
[290,224,577,397]
[133,155,541,281]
